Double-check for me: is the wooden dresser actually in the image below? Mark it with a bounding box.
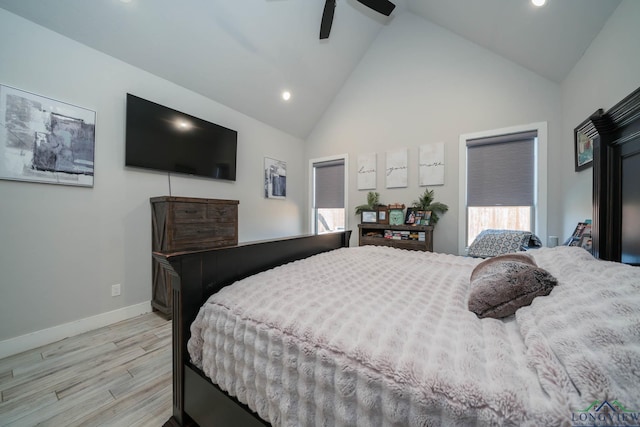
[150,196,239,317]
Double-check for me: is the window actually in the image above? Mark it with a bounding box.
[311,156,347,234]
[458,123,547,254]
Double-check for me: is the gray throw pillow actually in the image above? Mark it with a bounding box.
[467,229,533,258]
[468,253,558,319]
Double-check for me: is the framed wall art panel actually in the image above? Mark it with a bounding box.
[385,148,407,188]
[357,152,376,190]
[264,157,287,199]
[419,142,445,186]
[0,84,96,187]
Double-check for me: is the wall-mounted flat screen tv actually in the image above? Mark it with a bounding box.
[125,93,237,181]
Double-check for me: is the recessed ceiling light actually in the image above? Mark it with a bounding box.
[531,0,546,7]
[282,91,291,101]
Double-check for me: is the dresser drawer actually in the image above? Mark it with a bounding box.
[207,203,237,221]
[170,222,237,251]
[171,202,207,222]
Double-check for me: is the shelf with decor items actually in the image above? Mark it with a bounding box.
[358,223,433,252]
[150,196,239,318]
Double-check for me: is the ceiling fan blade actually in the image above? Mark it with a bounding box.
[356,0,395,16]
[320,0,336,39]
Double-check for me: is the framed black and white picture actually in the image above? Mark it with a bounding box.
[264,157,287,199]
[0,84,96,187]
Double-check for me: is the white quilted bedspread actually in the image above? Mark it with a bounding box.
[188,245,640,426]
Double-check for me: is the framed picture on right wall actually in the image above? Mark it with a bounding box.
[574,111,602,172]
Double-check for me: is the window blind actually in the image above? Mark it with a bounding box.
[314,159,345,209]
[466,131,535,206]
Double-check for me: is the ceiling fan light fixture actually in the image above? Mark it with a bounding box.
[356,0,396,16]
[531,0,546,7]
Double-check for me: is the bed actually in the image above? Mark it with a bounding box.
[155,86,640,427]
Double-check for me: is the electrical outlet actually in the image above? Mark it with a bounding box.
[111,283,121,297]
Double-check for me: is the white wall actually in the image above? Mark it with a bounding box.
[0,9,305,344]
[306,12,563,254]
[560,0,640,239]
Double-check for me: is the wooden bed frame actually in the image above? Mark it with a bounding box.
[590,86,640,265]
[155,231,351,427]
[154,87,640,427]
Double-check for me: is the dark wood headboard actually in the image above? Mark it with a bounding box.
[590,86,640,265]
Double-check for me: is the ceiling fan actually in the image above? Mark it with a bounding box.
[320,0,396,39]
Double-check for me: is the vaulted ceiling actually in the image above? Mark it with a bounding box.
[0,0,621,138]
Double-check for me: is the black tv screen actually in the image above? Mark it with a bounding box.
[125,94,237,181]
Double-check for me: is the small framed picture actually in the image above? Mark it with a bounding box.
[389,208,405,226]
[405,208,418,225]
[574,129,593,172]
[361,210,378,224]
[404,209,433,226]
[574,112,601,172]
[377,206,389,224]
[413,210,432,226]
[421,211,432,225]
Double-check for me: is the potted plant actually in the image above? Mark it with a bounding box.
[412,188,449,225]
[355,191,381,215]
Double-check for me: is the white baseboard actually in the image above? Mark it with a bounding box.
[0,301,153,360]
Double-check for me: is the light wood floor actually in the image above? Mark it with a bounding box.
[0,312,172,426]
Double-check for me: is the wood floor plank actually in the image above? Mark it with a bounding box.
[7,388,115,427]
[118,383,172,427]
[39,329,118,360]
[110,353,171,400]
[115,325,170,353]
[0,352,42,379]
[1,343,144,402]
[33,392,115,427]
[0,370,12,387]
[12,341,117,379]
[70,370,171,426]
[0,312,172,426]
[55,369,132,401]
[0,342,118,404]
[0,391,58,426]
[38,313,167,361]
[125,346,171,380]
